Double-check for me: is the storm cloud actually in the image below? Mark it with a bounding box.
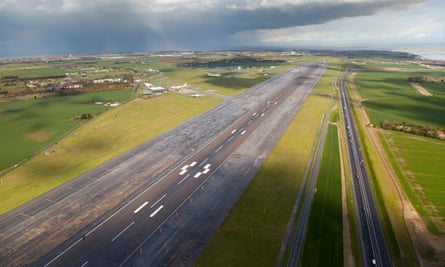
[0,0,441,57]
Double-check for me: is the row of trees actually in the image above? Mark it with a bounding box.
[408,76,445,84]
[380,120,444,140]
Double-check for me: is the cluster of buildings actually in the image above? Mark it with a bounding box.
[142,82,190,95]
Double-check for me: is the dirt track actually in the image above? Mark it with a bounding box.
[410,82,433,96]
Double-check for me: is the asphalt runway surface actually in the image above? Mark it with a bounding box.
[0,63,326,266]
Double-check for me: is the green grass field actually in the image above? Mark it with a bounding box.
[0,89,132,171]
[0,94,222,214]
[353,69,445,128]
[0,63,69,79]
[381,130,445,234]
[348,64,444,264]
[300,121,343,267]
[196,62,338,266]
[352,66,445,234]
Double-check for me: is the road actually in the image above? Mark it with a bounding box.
[338,72,392,267]
[0,63,326,266]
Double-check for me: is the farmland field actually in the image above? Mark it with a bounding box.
[350,61,445,264]
[352,69,445,128]
[381,130,445,234]
[351,65,445,232]
[0,63,69,79]
[0,89,132,171]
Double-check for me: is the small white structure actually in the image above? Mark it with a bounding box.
[150,86,166,92]
[207,73,221,77]
[143,86,166,95]
[93,78,122,84]
[170,83,188,91]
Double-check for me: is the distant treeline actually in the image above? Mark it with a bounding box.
[1,75,66,82]
[380,120,444,140]
[177,56,285,68]
[408,76,445,84]
[309,49,418,59]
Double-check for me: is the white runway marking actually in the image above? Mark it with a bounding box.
[215,145,224,153]
[199,158,209,167]
[112,221,135,242]
[151,194,167,208]
[149,205,164,218]
[134,201,149,213]
[178,173,190,184]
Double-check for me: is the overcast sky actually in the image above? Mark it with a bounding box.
[0,0,443,57]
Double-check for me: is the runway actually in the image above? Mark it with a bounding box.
[0,63,326,266]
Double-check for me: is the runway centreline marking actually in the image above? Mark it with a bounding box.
[150,194,167,209]
[134,201,149,214]
[80,261,88,267]
[112,221,135,242]
[178,174,190,185]
[198,158,209,167]
[149,205,164,218]
[43,238,83,266]
[215,145,224,153]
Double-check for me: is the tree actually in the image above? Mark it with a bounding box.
[81,113,93,120]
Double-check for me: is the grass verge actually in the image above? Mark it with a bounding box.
[300,120,343,267]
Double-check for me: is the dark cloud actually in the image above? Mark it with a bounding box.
[0,0,431,57]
